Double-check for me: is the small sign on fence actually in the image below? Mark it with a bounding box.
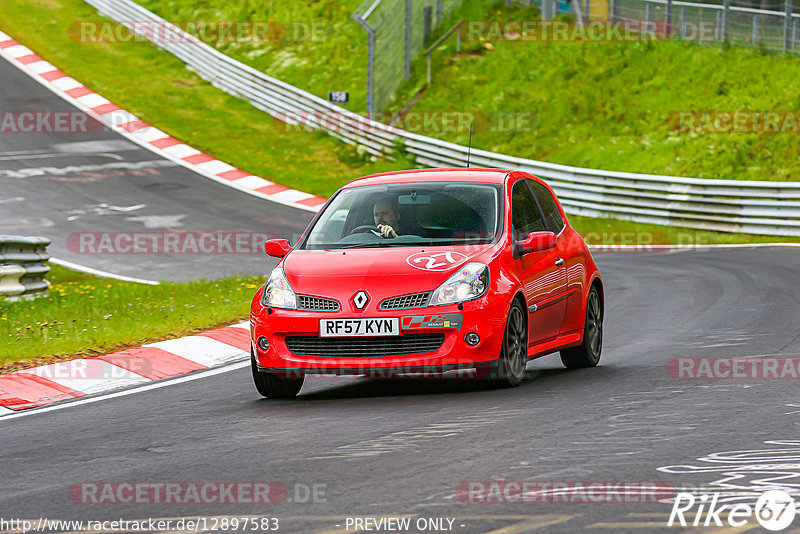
[328,91,349,105]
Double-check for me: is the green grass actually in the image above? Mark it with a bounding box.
[131,0,523,113]
[391,33,800,182]
[0,264,260,368]
[115,0,800,183]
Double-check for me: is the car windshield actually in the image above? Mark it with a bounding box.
[301,182,503,250]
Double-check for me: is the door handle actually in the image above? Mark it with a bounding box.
[555,258,564,266]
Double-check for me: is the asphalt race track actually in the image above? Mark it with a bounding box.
[0,56,313,282]
[3,247,800,533]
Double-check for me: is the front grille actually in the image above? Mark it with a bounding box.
[285,334,445,358]
[297,295,340,312]
[380,292,431,310]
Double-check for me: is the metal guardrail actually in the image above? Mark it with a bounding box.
[83,0,800,236]
[0,236,51,299]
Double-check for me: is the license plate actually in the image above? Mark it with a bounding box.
[319,318,400,337]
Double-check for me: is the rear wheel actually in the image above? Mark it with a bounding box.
[560,286,603,368]
[251,351,304,399]
[479,299,527,387]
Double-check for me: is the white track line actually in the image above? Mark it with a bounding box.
[49,257,159,285]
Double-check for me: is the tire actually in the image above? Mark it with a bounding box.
[251,352,304,399]
[479,299,528,387]
[560,286,603,368]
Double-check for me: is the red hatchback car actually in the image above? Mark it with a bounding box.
[250,168,603,398]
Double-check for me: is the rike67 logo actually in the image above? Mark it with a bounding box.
[668,490,796,531]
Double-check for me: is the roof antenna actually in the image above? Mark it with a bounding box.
[466,123,473,168]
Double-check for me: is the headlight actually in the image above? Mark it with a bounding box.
[262,267,296,309]
[429,263,489,305]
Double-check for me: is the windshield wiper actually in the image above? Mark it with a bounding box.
[339,241,420,249]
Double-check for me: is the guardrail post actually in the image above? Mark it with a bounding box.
[784,0,792,51]
[753,14,759,44]
[0,235,51,300]
[680,7,686,38]
[722,0,729,41]
[543,0,555,21]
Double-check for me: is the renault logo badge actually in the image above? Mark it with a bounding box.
[353,290,369,310]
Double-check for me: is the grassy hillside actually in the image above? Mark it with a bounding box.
[392,37,800,181]
[137,1,799,182]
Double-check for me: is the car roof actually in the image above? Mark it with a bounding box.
[344,168,512,188]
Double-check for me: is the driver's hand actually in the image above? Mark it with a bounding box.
[377,224,398,238]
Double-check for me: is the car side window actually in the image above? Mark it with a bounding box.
[527,180,565,234]
[511,180,546,241]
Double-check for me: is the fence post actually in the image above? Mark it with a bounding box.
[784,0,792,51]
[716,10,723,40]
[794,19,799,49]
[353,14,375,114]
[680,7,686,38]
[405,0,411,79]
[645,2,652,23]
[436,0,443,24]
[722,0,730,42]
[423,6,433,43]
[753,14,759,43]
[666,0,673,36]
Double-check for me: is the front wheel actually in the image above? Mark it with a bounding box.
[560,286,603,368]
[479,299,527,387]
[251,352,304,399]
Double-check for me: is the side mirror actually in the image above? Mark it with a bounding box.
[513,231,556,259]
[264,239,291,258]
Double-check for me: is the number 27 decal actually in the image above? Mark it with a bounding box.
[406,251,468,271]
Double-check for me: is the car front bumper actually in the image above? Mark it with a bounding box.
[250,298,509,376]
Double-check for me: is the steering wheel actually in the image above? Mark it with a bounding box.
[349,225,381,235]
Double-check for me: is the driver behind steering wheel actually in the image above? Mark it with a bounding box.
[373,196,402,238]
